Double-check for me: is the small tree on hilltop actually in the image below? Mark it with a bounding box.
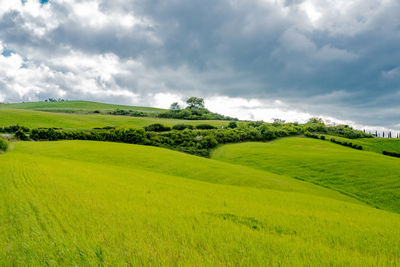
[186,97,205,109]
[170,102,181,111]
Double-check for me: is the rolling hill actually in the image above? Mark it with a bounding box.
[0,100,165,113]
[1,140,400,265]
[0,108,230,129]
[212,137,400,213]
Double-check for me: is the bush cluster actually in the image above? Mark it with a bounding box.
[330,138,363,150]
[382,151,400,158]
[108,109,147,117]
[172,124,194,130]
[145,124,171,132]
[158,107,238,121]
[0,125,29,133]
[0,136,8,152]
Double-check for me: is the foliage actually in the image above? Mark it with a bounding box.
[186,97,205,109]
[158,97,238,121]
[15,129,29,141]
[0,136,7,152]
[195,124,216,130]
[172,124,194,130]
[108,109,147,117]
[330,138,363,150]
[382,150,400,158]
[145,123,171,132]
[228,121,238,128]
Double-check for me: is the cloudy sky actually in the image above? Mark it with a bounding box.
[0,0,399,132]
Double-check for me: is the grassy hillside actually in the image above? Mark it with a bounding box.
[1,141,400,265]
[212,138,400,213]
[0,109,229,129]
[320,135,400,154]
[0,100,164,113]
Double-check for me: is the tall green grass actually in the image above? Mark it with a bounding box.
[212,137,400,213]
[1,140,400,265]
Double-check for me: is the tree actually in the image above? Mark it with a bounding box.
[186,97,205,109]
[227,121,238,128]
[170,102,181,111]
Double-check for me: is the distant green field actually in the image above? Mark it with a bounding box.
[212,138,400,213]
[0,109,229,129]
[0,100,165,113]
[1,140,400,265]
[320,135,400,154]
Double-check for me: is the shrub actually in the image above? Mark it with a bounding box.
[196,124,216,130]
[227,122,238,128]
[320,135,326,140]
[0,136,8,152]
[144,124,171,132]
[15,129,29,141]
[172,124,194,130]
[383,151,400,158]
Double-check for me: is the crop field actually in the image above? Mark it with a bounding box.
[0,109,229,129]
[212,137,400,213]
[1,140,400,265]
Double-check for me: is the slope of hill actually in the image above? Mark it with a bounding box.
[0,109,229,129]
[1,140,399,265]
[318,135,400,154]
[0,100,164,113]
[212,138,400,213]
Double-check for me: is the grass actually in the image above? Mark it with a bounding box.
[1,140,400,265]
[320,135,400,154]
[0,100,165,113]
[212,137,400,213]
[0,109,230,129]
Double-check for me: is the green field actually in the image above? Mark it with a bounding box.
[2,101,400,265]
[1,140,400,265]
[0,109,229,129]
[317,135,400,154]
[0,100,165,113]
[212,138,400,213]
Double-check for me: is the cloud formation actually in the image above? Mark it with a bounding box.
[0,0,399,130]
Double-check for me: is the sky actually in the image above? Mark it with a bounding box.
[0,0,399,133]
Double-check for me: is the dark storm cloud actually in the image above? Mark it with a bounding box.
[0,0,399,129]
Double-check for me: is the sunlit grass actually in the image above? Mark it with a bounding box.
[212,137,400,213]
[1,140,400,265]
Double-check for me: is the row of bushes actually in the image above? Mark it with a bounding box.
[108,109,147,117]
[382,151,400,158]
[145,123,218,132]
[2,118,372,156]
[0,136,8,152]
[0,125,29,133]
[27,124,299,156]
[330,138,363,150]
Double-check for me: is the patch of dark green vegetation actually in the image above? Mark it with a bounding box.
[305,130,363,150]
[0,136,8,152]
[382,150,400,158]
[330,138,363,150]
[108,109,148,117]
